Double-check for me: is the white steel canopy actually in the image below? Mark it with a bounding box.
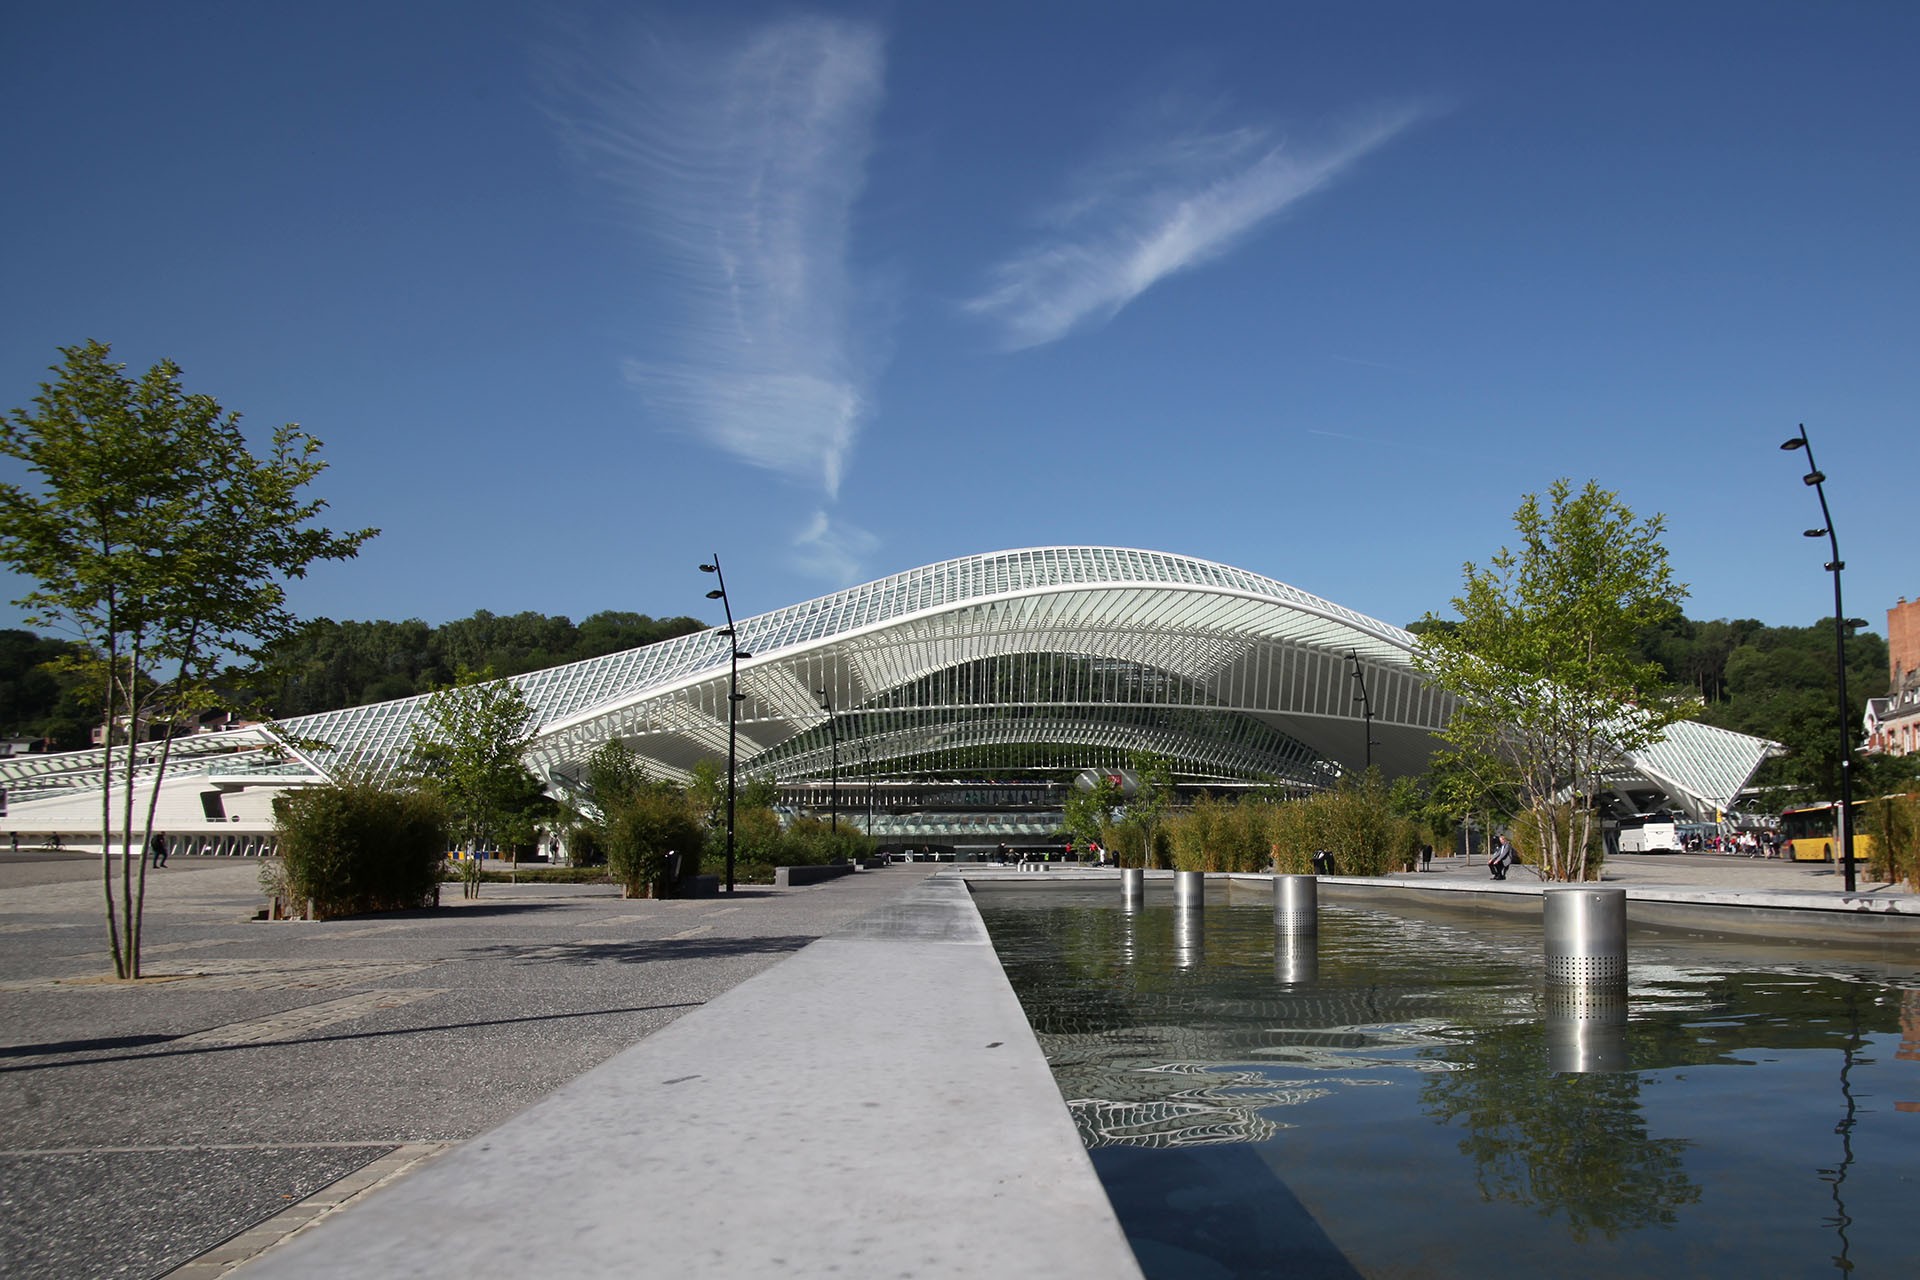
[2,546,1780,819]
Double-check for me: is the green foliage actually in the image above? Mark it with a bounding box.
[1416,479,1690,882]
[1260,773,1422,876]
[1061,771,1120,851]
[0,341,375,977]
[270,781,447,919]
[1862,793,1920,890]
[604,782,705,899]
[0,628,95,749]
[250,608,708,718]
[408,667,545,857]
[1111,754,1173,868]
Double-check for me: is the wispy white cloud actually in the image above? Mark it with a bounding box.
[548,16,885,497]
[965,104,1425,350]
[792,509,879,584]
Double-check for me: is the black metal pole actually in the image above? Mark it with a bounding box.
[817,688,839,833]
[702,556,748,894]
[1781,426,1856,892]
[1349,650,1377,772]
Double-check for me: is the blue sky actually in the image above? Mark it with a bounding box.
[2,1,1914,643]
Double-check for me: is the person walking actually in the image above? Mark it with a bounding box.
[147,833,169,868]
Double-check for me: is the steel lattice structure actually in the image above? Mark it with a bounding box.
[1,546,1780,820]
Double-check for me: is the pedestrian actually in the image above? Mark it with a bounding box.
[147,833,169,868]
[1489,834,1513,880]
[1419,844,1434,872]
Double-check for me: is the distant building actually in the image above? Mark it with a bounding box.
[1864,595,1920,756]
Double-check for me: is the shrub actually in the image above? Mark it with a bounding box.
[272,781,448,919]
[1864,794,1920,890]
[1261,776,1420,877]
[603,784,705,899]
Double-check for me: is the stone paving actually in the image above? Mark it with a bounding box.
[0,854,938,1279]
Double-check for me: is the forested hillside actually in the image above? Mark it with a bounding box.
[0,609,709,747]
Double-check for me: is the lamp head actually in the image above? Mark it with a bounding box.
[706,589,725,600]
[1803,528,1827,538]
[1802,470,1825,486]
[734,649,751,660]
[699,563,717,573]
[1779,437,1806,452]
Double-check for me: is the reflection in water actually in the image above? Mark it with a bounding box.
[977,886,1920,1279]
[1173,905,1204,968]
[1421,1019,1700,1241]
[1274,933,1318,986]
[1543,989,1629,1073]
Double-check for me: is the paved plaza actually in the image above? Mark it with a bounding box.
[0,855,941,1279]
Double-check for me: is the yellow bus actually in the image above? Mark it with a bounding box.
[1777,801,1879,863]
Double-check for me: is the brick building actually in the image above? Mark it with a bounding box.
[1864,595,1920,755]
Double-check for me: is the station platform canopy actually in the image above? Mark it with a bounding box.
[2,547,1779,823]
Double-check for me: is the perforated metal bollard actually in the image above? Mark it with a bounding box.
[1174,870,1205,908]
[1273,874,1317,935]
[1120,867,1145,905]
[1543,887,1628,993]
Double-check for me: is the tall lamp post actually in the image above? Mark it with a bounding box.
[1780,425,1858,892]
[816,688,840,832]
[1348,650,1379,772]
[700,556,750,894]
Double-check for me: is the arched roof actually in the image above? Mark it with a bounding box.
[2,546,1781,819]
[273,546,1447,790]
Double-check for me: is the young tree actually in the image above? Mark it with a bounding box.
[0,341,375,977]
[1414,479,1693,882]
[407,667,544,864]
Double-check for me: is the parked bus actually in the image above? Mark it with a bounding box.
[1777,801,1879,863]
[1613,812,1680,853]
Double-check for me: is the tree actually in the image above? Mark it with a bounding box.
[1062,770,1121,853]
[1111,754,1174,868]
[0,341,375,977]
[1414,479,1692,882]
[407,667,544,863]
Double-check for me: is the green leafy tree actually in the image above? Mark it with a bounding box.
[1415,479,1692,882]
[1062,770,1121,853]
[407,667,543,863]
[0,341,375,977]
[1110,754,1174,868]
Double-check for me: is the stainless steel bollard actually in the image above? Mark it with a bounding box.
[1174,870,1205,908]
[1121,866,1145,905]
[1273,874,1317,935]
[1543,887,1628,992]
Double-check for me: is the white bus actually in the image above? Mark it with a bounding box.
[1614,813,1680,853]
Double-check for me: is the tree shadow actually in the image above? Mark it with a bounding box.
[461,935,817,967]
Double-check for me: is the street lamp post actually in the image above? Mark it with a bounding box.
[1348,650,1379,773]
[700,556,750,894]
[816,688,839,832]
[1780,425,1858,892]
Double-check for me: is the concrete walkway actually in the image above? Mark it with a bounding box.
[0,857,1139,1279]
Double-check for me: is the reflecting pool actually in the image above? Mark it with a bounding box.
[974,883,1920,1279]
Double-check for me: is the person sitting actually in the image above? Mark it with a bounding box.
[1488,835,1514,880]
